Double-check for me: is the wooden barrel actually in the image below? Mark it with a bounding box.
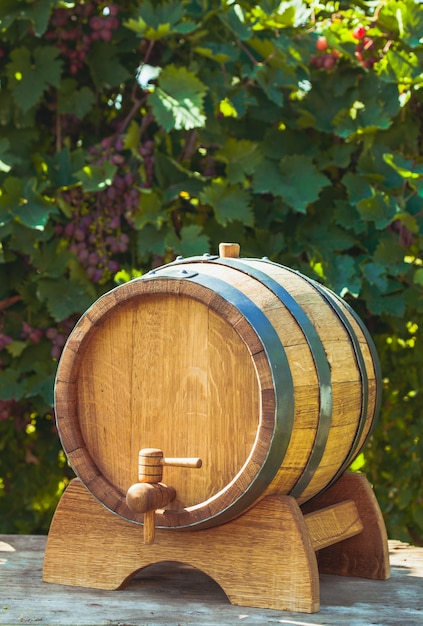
[55,245,381,530]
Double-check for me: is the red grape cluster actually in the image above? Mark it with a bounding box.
[311,36,340,70]
[45,2,120,75]
[311,23,384,71]
[352,25,379,69]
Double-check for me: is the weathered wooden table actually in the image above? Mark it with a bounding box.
[1,535,422,625]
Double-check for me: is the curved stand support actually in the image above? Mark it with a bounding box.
[301,472,390,580]
[43,473,389,614]
[44,479,319,612]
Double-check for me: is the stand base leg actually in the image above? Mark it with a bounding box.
[43,479,320,613]
[301,473,390,580]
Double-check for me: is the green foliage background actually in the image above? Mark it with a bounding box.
[0,0,422,543]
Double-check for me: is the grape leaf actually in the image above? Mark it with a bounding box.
[0,369,24,401]
[25,371,55,405]
[317,143,355,170]
[125,1,196,39]
[123,121,141,153]
[325,254,361,297]
[373,237,408,273]
[255,65,286,106]
[215,139,262,184]
[16,195,55,231]
[253,155,330,213]
[125,18,171,40]
[132,191,167,230]
[155,153,206,201]
[0,138,13,173]
[136,1,184,29]
[383,153,423,179]
[57,79,95,119]
[87,43,131,89]
[75,163,117,192]
[396,0,423,48]
[148,65,207,131]
[365,289,406,317]
[414,268,423,287]
[298,72,357,133]
[375,47,421,85]
[6,341,27,358]
[334,98,394,137]
[250,1,310,28]
[343,172,373,204]
[218,5,251,41]
[0,0,52,35]
[0,176,23,225]
[137,224,168,256]
[200,181,253,226]
[362,261,388,292]
[304,221,356,253]
[357,144,403,190]
[252,158,285,193]
[356,193,398,229]
[194,43,239,64]
[44,147,82,189]
[228,88,258,117]
[6,46,63,113]
[166,225,210,257]
[31,241,73,279]
[261,128,318,160]
[36,278,96,322]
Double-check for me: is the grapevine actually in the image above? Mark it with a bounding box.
[0,0,422,545]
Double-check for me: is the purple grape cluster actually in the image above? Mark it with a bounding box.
[138,140,156,188]
[0,399,31,430]
[0,400,13,422]
[55,134,146,284]
[0,333,12,352]
[55,198,129,284]
[0,333,25,422]
[20,322,43,344]
[45,317,78,360]
[45,2,120,75]
[0,333,12,372]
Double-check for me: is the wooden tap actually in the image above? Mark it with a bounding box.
[126,448,202,543]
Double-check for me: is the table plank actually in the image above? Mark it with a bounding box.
[1,535,423,625]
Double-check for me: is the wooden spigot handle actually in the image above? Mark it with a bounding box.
[138,448,202,484]
[161,457,203,468]
[126,448,202,543]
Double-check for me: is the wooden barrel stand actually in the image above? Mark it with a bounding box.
[43,472,389,614]
[44,244,389,613]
